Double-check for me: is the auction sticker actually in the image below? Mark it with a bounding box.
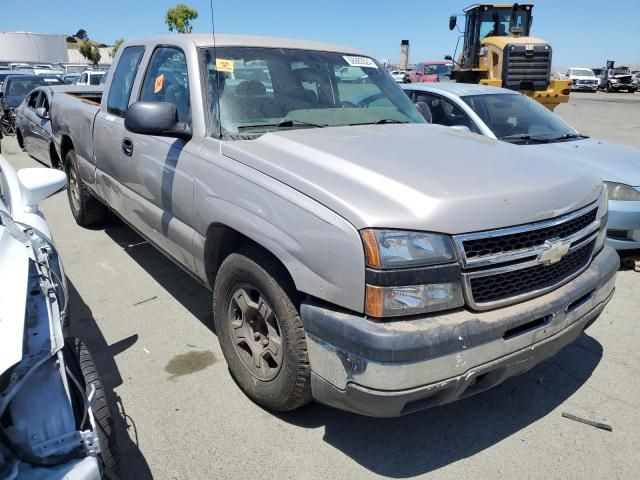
[343,56,378,69]
[216,58,234,73]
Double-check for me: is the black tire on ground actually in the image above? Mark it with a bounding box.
[16,129,24,149]
[606,83,613,93]
[65,149,106,227]
[213,246,312,412]
[64,337,120,476]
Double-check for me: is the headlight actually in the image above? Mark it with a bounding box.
[360,229,463,317]
[605,182,640,201]
[365,283,464,317]
[360,229,456,268]
[595,186,609,253]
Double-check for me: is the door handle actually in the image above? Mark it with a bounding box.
[122,137,134,157]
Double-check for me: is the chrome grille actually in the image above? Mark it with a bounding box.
[469,239,595,304]
[462,208,597,260]
[453,202,601,311]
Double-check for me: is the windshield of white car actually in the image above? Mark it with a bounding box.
[571,69,594,77]
[202,47,424,137]
[461,93,584,144]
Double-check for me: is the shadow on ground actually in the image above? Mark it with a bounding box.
[103,215,214,331]
[94,215,603,478]
[277,333,602,477]
[67,280,154,480]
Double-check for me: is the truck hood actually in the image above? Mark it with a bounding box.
[0,223,30,375]
[529,137,640,186]
[222,124,601,233]
[570,75,598,81]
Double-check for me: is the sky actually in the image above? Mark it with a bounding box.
[1,0,638,67]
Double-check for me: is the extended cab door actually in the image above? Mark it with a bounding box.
[118,45,199,271]
[93,45,145,215]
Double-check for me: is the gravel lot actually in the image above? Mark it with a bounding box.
[2,92,639,480]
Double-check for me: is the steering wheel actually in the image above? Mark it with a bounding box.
[356,92,386,108]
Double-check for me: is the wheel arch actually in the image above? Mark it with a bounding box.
[60,135,75,168]
[49,141,62,169]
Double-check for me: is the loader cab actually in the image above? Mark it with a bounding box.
[453,4,534,70]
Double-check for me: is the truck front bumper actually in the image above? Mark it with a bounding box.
[301,246,618,417]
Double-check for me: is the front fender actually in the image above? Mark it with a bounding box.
[192,146,366,313]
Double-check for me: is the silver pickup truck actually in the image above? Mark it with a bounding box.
[51,34,618,417]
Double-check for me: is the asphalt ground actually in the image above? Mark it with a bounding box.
[1,91,639,480]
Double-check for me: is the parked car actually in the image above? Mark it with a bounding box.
[51,34,616,418]
[409,61,454,83]
[403,82,640,251]
[565,67,599,92]
[0,75,64,136]
[76,70,105,86]
[389,69,410,83]
[598,63,637,93]
[15,86,58,167]
[0,154,119,478]
[632,72,640,88]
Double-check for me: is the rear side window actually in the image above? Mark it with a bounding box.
[139,46,190,123]
[107,46,145,116]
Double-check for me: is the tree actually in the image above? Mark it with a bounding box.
[79,40,101,67]
[165,3,198,34]
[110,39,125,58]
[75,29,88,40]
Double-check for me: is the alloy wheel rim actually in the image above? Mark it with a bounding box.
[227,285,283,381]
[69,167,80,211]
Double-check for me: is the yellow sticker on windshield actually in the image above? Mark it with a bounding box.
[154,74,165,93]
[216,58,234,73]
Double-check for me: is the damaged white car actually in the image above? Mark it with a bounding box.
[0,155,118,479]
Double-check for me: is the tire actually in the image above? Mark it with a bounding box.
[65,149,106,227]
[64,337,120,476]
[213,246,312,412]
[606,83,613,93]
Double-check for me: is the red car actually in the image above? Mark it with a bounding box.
[409,61,454,83]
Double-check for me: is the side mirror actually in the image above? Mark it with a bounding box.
[449,15,457,30]
[444,55,454,61]
[450,125,471,134]
[414,102,432,123]
[124,101,192,141]
[415,71,422,76]
[17,168,67,211]
[35,107,49,119]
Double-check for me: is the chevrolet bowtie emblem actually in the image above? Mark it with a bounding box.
[538,239,572,265]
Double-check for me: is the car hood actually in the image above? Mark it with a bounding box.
[528,137,640,186]
[0,223,30,375]
[221,124,601,233]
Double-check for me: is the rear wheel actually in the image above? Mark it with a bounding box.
[213,247,312,412]
[65,149,106,226]
[64,338,120,476]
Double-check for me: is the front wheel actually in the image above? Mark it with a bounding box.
[213,247,312,412]
[64,338,120,476]
[606,83,613,93]
[65,149,106,227]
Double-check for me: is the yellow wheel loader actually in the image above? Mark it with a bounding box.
[447,3,570,110]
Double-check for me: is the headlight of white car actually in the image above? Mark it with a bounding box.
[360,229,464,317]
[605,182,640,201]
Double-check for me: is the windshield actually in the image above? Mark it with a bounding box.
[571,69,594,77]
[202,47,424,137]
[426,64,453,76]
[612,67,630,75]
[461,93,579,143]
[6,77,63,99]
[478,7,532,38]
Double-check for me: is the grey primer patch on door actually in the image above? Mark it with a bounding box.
[165,350,216,380]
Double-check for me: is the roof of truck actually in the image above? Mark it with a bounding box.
[122,34,365,56]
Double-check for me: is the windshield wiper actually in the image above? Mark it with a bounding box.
[237,119,326,131]
[499,134,553,143]
[350,119,409,126]
[546,133,589,142]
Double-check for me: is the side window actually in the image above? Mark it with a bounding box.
[415,93,480,133]
[139,46,190,123]
[79,73,87,84]
[107,46,145,117]
[27,92,39,109]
